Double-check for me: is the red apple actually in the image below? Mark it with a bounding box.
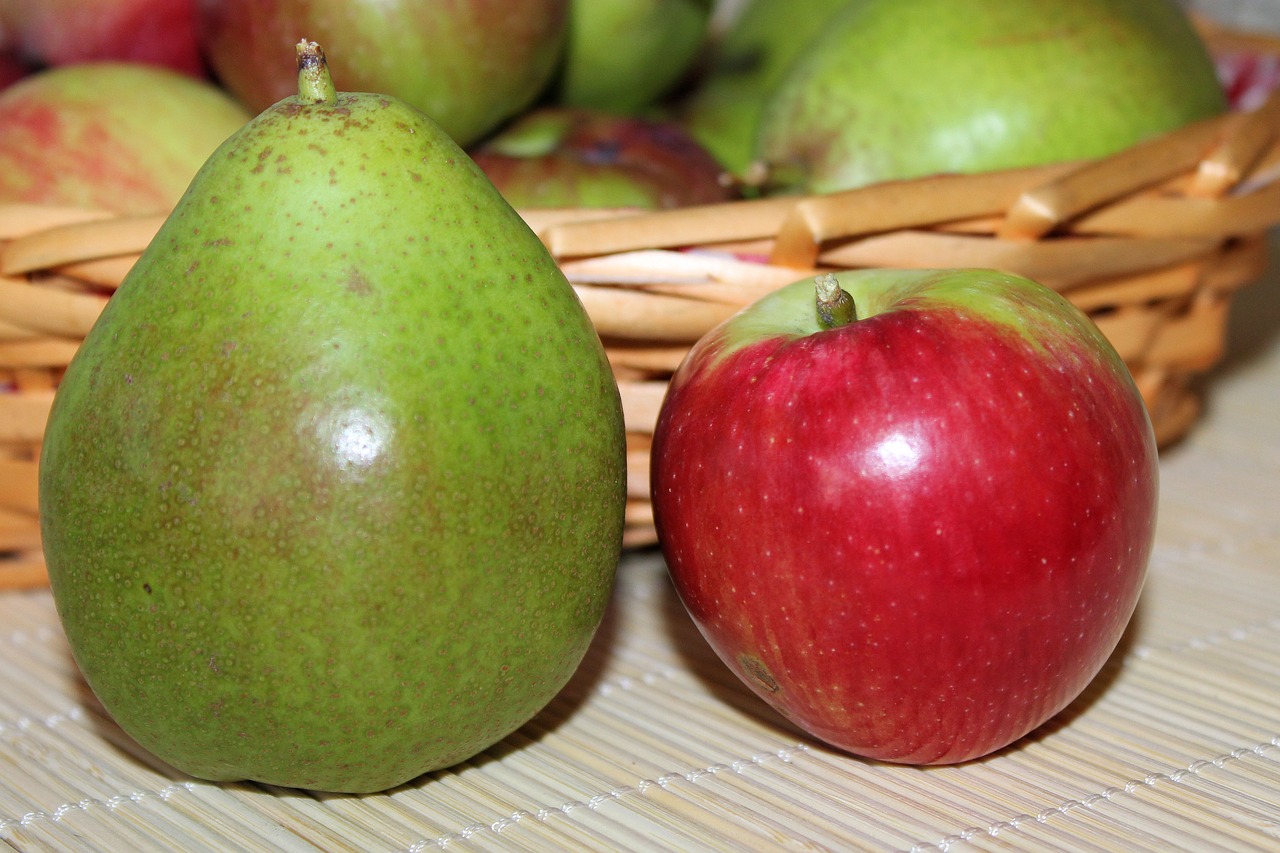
[0,51,33,89]
[197,0,569,146]
[0,62,251,214]
[650,268,1157,764]
[469,107,733,209]
[0,0,205,76]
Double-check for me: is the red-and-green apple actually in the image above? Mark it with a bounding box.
[197,0,569,147]
[650,268,1158,764]
[0,63,250,214]
[0,0,205,76]
[469,107,733,210]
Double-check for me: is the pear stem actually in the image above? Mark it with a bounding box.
[296,40,337,106]
[815,273,856,329]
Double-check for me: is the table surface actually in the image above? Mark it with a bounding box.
[3,238,1280,851]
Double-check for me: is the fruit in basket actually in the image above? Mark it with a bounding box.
[0,51,32,89]
[0,0,204,75]
[651,268,1157,764]
[556,0,713,113]
[197,0,569,147]
[0,63,250,214]
[678,0,853,176]
[39,41,627,794]
[755,0,1228,194]
[470,107,734,209]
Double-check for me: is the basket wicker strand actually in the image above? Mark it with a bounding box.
[5,29,1280,585]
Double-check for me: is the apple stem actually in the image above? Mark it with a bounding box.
[295,40,337,106]
[815,273,856,329]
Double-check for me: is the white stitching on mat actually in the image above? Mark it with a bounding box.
[595,664,681,696]
[906,736,1280,853]
[0,783,197,833]
[1130,616,1280,659]
[1,625,61,647]
[405,744,811,850]
[0,704,83,738]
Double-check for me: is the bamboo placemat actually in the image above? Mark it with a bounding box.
[2,252,1280,852]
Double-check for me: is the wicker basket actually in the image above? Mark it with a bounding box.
[4,20,1280,585]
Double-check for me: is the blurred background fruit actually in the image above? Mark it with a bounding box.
[197,0,570,147]
[470,107,733,209]
[678,0,852,177]
[0,0,205,76]
[753,0,1228,194]
[0,50,32,89]
[555,0,714,114]
[0,63,250,214]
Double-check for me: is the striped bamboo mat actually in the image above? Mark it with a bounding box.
[6,1,1280,843]
[3,280,1280,852]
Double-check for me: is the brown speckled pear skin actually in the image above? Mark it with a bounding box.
[38,53,626,794]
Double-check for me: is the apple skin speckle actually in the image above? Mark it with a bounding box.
[652,269,1156,765]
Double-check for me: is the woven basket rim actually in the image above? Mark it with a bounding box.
[5,14,1280,566]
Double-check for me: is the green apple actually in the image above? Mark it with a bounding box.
[756,0,1228,194]
[679,0,853,175]
[557,0,714,114]
[197,0,570,147]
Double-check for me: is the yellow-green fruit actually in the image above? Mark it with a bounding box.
[756,0,1228,194]
[0,63,250,214]
[39,44,626,794]
[679,0,854,176]
[558,0,713,113]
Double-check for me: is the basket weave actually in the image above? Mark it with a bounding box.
[4,21,1280,584]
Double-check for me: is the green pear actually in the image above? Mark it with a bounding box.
[38,42,626,794]
[755,0,1228,194]
[557,0,714,113]
[679,0,854,176]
